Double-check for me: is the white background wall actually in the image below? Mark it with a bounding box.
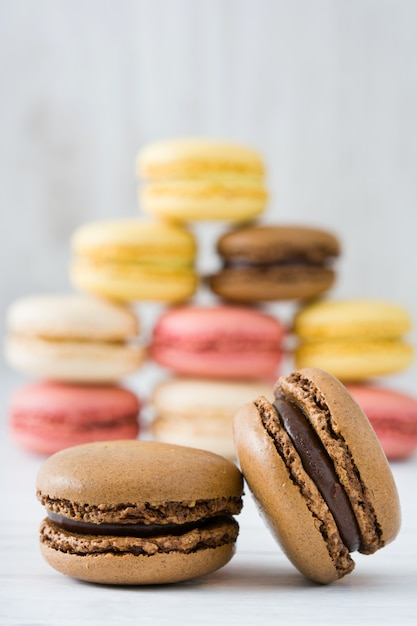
[0,0,416,384]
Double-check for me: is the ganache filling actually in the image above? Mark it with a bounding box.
[273,398,360,552]
[46,512,233,538]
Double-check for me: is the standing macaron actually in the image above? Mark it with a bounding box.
[293,299,413,381]
[209,225,341,302]
[5,294,146,382]
[137,138,268,222]
[151,305,286,381]
[233,368,401,584]
[9,382,141,455]
[36,440,243,585]
[70,219,197,303]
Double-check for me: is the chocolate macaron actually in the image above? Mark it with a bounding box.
[233,368,400,584]
[210,225,340,302]
[36,440,243,584]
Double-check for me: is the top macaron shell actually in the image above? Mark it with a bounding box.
[37,440,243,505]
[5,294,145,382]
[137,138,268,222]
[151,305,286,380]
[70,219,198,303]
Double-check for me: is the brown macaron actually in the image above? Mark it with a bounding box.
[233,368,400,584]
[36,440,243,585]
[209,225,340,302]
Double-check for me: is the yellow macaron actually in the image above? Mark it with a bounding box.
[293,299,413,381]
[136,138,268,222]
[70,219,197,303]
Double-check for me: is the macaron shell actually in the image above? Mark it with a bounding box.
[216,225,341,262]
[71,260,198,303]
[6,294,139,340]
[71,219,197,262]
[209,266,336,302]
[40,541,235,585]
[5,335,146,382]
[36,440,243,504]
[346,385,417,460]
[294,300,412,339]
[233,400,341,584]
[137,139,266,179]
[277,368,401,548]
[294,339,413,381]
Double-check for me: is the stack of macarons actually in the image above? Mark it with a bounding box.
[133,138,343,456]
[292,298,416,460]
[5,293,145,455]
[148,305,284,457]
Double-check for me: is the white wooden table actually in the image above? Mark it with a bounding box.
[1,375,416,626]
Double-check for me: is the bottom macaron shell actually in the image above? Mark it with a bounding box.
[151,346,282,381]
[210,267,335,302]
[40,541,235,585]
[295,340,413,381]
[234,401,346,584]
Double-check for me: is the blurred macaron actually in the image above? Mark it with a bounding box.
[209,224,340,302]
[5,293,146,382]
[293,299,413,381]
[346,384,417,461]
[150,377,273,459]
[9,381,141,456]
[151,305,286,381]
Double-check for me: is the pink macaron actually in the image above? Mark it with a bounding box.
[9,381,141,456]
[150,305,286,381]
[346,384,417,461]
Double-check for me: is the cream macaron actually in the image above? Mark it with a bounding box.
[137,138,268,222]
[5,293,146,382]
[70,219,197,303]
[293,299,413,381]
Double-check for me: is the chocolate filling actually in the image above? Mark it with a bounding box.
[47,511,232,538]
[273,399,360,552]
[224,258,327,270]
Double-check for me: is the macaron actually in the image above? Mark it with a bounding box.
[294,299,413,381]
[209,224,340,302]
[346,384,417,461]
[70,219,197,303]
[233,368,401,584]
[36,440,243,584]
[9,382,141,456]
[151,305,286,380]
[5,294,146,382]
[137,138,267,222]
[151,377,273,459]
